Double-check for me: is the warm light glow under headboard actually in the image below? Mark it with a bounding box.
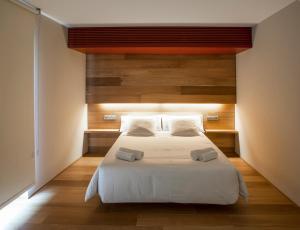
[98,103,223,112]
[89,103,234,130]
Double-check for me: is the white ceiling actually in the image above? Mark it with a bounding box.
[26,0,295,27]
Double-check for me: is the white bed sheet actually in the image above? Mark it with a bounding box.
[85,132,248,204]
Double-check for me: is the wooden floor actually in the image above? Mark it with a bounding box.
[5,156,300,230]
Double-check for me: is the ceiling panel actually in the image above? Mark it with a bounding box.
[26,0,295,26]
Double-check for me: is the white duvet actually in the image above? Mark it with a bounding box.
[85,132,248,204]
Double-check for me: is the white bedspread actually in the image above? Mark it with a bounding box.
[85,132,248,204]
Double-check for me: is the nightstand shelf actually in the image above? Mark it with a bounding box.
[84,129,120,156]
[205,129,238,157]
[83,129,239,158]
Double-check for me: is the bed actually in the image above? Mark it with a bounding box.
[85,131,248,204]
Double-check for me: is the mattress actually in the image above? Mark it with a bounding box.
[85,132,248,204]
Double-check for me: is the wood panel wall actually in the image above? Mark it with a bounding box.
[86,54,237,154]
[86,54,236,103]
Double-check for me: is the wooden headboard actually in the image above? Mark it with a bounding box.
[86,54,236,131]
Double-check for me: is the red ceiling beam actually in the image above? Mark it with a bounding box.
[68,27,252,54]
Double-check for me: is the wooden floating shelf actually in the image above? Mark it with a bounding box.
[85,129,237,134]
[205,129,238,134]
[85,129,120,134]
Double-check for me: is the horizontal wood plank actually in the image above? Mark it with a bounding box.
[181,86,236,95]
[86,77,122,86]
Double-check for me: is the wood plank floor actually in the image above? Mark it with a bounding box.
[4,156,300,230]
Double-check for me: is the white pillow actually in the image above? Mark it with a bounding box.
[120,115,162,132]
[162,115,204,133]
[127,118,156,136]
[169,119,200,136]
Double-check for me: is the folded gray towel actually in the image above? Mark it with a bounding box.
[119,147,144,160]
[116,150,136,161]
[116,147,144,161]
[191,148,218,162]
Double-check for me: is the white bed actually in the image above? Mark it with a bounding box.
[85,132,248,204]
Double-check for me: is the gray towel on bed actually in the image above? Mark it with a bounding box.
[191,147,218,162]
[116,147,144,161]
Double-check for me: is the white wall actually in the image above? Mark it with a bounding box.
[0,0,36,207]
[29,15,86,194]
[236,2,300,205]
